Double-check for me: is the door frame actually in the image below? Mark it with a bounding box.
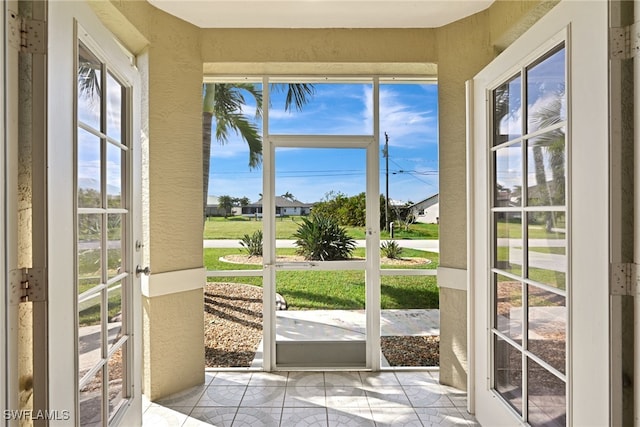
[469,1,610,425]
[47,2,142,425]
[261,77,382,370]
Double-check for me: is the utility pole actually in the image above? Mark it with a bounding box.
[383,132,389,232]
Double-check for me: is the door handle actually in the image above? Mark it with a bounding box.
[136,265,151,277]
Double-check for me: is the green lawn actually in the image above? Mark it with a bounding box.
[495,220,565,240]
[204,215,439,240]
[204,247,440,310]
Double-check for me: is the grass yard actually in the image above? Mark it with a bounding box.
[204,247,439,310]
[204,215,439,240]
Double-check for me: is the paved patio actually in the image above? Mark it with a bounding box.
[143,370,478,426]
[141,309,481,426]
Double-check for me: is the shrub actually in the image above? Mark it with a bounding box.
[239,230,263,256]
[293,214,356,261]
[381,240,403,259]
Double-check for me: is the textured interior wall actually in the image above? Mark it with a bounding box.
[439,288,468,387]
[143,289,204,400]
[91,1,206,397]
[436,0,554,389]
[201,28,437,66]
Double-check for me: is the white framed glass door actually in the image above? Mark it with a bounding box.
[262,79,381,370]
[48,3,142,425]
[470,1,609,426]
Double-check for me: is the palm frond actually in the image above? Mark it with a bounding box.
[271,83,316,112]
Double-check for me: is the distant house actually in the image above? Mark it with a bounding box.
[242,196,313,217]
[409,194,439,224]
[205,196,226,217]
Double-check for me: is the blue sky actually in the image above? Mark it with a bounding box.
[209,82,439,205]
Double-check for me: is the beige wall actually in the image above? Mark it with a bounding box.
[92,1,206,399]
[89,0,557,397]
[143,289,204,399]
[435,0,557,389]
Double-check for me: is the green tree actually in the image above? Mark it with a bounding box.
[218,195,234,218]
[238,196,250,207]
[202,83,315,222]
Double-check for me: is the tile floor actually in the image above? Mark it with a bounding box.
[143,370,479,426]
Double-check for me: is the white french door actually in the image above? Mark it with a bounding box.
[470,1,609,426]
[48,2,142,426]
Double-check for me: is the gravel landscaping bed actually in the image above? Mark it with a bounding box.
[203,282,439,368]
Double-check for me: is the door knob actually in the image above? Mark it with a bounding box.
[136,265,151,276]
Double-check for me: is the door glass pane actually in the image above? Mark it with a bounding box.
[494,212,522,275]
[527,212,566,289]
[494,335,522,415]
[78,42,102,130]
[77,37,133,424]
[78,128,102,208]
[528,285,566,374]
[106,72,123,143]
[79,291,102,381]
[526,130,566,207]
[107,213,123,279]
[495,274,522,344]
[491,42,568,425]
[80,367,103,427]
[527,358,566,427]
[269,83,372,135]
[107,142,123,208]
[494,143,522,206]
[493,74,522,146]
[526,45,566,133]
[107,282,123,349]
[78,214,102,290]
[108,344,126,420]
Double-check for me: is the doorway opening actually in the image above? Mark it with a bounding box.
[203,77,439,370]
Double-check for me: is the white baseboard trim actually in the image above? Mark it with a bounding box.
[142,267,205,298]
[437,266,467,291]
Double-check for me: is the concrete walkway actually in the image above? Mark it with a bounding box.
[204,239,440,253]
[251,309,440,369]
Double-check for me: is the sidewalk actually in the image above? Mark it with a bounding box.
[204,239,439,253]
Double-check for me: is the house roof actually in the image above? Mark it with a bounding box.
[409,193,439,209]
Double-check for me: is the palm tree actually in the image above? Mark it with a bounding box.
[202,82,315,221]
[281,191,295,201]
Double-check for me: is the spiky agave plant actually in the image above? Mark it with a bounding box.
[293,214,356,261]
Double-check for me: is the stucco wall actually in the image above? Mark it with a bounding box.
[92,1,205,399]
[435,0,556,390]
[143,288,204,399]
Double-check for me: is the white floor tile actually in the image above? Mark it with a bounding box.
[233,407,282,427]
[198,385,247,407]
[280,407,328,426]
[142,405,189,427]
[240,386,286,407]
[370,407,423,427]
[325,386,368,409]
[284,386,327,407]
[327,407,375,426]
[324,372,362,387]
[364,386,412,408]
[184,407,237,427]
